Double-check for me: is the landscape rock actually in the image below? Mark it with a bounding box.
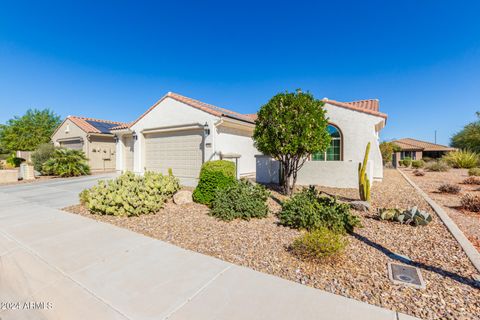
[349,200,371,212]
[173,190,193,205]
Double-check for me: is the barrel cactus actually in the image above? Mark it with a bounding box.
[358,142,371,202]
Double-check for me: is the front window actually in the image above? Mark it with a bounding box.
[312,124,342,161]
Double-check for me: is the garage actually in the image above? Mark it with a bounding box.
[59,139,84,151]
[144,129,204,178]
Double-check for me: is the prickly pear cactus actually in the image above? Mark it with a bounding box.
[358,142,371,202]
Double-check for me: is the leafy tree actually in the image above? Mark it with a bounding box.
[451,112,480,153]
[0,109,61,151]
[253,90,330,195]
[379,141,400,165]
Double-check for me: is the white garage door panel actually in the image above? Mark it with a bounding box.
[145,130,203,178]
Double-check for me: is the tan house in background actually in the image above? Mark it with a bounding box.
[51,116,128,172]
[392,138,456,165]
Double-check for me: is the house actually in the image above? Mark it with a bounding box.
[112,92,258,180]
[392,138,456,164]
[256,98,387,188]
[51,116,128,172]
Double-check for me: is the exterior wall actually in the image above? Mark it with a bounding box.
[51,119,87,154]
[130,97,219,174]
[322,103,385,180]
[415,151,423,160]
[256,155,373,189]
[88,136,116,171]
[215,125,259,176]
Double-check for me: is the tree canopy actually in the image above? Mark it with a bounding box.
[253,90,330,194]
[0,109,61,151]
[451,112,480,153]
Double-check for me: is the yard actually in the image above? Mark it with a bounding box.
[65,169,480,320]
[403,167,480,252]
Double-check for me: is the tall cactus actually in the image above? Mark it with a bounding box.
[359,142,371,202]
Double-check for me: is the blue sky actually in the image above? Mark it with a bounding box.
[1,1,479,145]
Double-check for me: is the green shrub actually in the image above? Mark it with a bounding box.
[422,157,434,162]
[411,160,425,169]
[291,227,348,260]
[401,157,412,167]
[193,160,236,206]
[425,160,450,172]
[81,171,180,216]
[210,179,270,221]
[31,143,57,172]
[442,150,479,169]
[278,187,360,233]
[42,149,90,177]
[6,152,23,167]
[468,167,480,176]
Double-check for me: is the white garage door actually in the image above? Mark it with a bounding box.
[60,139,83,151]
[145,130,204,178]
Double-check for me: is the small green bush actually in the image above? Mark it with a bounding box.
[422,157,434,163]
[193,160,236,206]
[425,161,450,172]
[81,171,180,216]
[278,187,360,233]
[6,152,23,167]
[31,143,57,172]
[42,149,90,177]
[411,160,425,169]
[210,179,270,221]
[291,227,348,260]
[442,150,479,169]
[468,168,480,176]
[401,157,412,167]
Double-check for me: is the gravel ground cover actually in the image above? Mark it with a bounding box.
[64,169,480,320]
[404,168,480,252]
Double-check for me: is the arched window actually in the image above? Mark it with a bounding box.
[312,124,342,161]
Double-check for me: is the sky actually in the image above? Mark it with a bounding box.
[1,1,480,146]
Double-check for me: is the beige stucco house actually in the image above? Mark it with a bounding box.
[51,116,128,172]
[112,92,258,180]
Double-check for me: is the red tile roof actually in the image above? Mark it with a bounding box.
[66,116,128,134]
[129,92,256,128]
[322,98,387,119]
[392,138,456,152]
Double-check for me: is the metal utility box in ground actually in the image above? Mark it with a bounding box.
[388,262,425,289]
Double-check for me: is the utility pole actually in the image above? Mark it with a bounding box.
[434,130,437,144]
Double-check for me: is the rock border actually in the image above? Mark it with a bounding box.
[398,169,480,272]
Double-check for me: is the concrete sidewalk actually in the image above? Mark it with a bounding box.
[0,176,417,320]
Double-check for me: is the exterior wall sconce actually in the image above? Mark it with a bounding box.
[204,122,210,136]
[113,134,119,143]
[132,131,138,140]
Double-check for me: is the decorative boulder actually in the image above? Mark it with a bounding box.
[173,190,193,205]
[349,201,371,212]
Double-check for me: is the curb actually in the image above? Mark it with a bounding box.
[398,169,480,273]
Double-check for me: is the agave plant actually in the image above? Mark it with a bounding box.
[378,206,432,226]
[42,149,90,177]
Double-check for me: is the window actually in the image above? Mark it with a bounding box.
[400,151,416,160]
[312,124,342,161]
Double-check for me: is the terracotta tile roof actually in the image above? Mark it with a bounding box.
[322,98,387,119]
[67,116,128,134]
[392,138,456,152]
[244,113,258,121]
[130,92,256,127]
[110,123,133,130]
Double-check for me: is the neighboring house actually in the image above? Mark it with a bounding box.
[112,92,258,179]
[392,138,456,164]
[51,116,128,172]
[257,98,387,188]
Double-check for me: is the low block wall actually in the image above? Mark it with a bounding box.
[0,169,19,183]
[256,155,373,189]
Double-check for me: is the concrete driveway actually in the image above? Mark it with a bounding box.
[0,175,416,320]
